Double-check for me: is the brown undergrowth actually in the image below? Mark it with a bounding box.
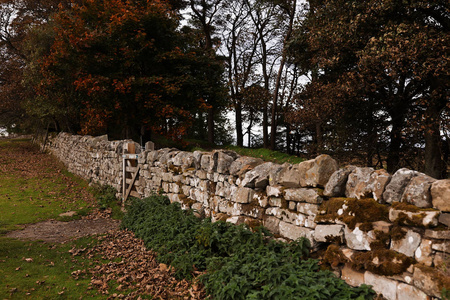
[78,229,206,300]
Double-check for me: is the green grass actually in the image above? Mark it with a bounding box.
[0,138,126,299]
[225,145,305,165]
[0,139,96,234]
[0,237,99,299]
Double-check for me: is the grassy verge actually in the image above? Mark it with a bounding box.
[0,237,98,299]
[0,138,123,299]
[122,195,375,299]
[225,145,305,164]
[0,139,96,234]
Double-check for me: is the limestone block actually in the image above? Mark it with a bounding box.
[268,164,284,186]
[414,239,433,266]
[303,155,338,188]
[213,150,237,174]
[324,166,357,197]
[366,169,391,202]
[162,172,173,182]
[391,229,421,257]
[397,283,427,300]
[218,199,232,214]
[424,229,450,240]
[296,203,319,216]
[401,174,436,208]
[195,170,207,180]
[229,156,263,176]
[253,192,268,208]
[279,221,314,243]
[277,163,304,188]
[240,162,274,189]
[344,226,372,251]
[162,182,170,193]
[240,204,265,219]
[413,267,442,298]
[314,224,344,243]
[182,185,191,197]
[364,271,398,300]
[439,213,450,227]
[284,188,323,204]
[269,197,284,207]
[289,201,296,210]
[200,154,211,171]
[431,240,449,253]
[431,179,450,212]
[341,264,365,287]
[233,187,254,204]
[345,167,374,199]
[383,168,418,203]
[266,185,283,197]
[389,207,440,227]
[263,216,280,234]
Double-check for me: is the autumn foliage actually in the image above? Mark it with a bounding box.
[35,0,212,139]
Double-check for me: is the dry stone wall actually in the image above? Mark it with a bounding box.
[46,132,450,300]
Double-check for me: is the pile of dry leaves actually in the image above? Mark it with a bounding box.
[72,229,206,299]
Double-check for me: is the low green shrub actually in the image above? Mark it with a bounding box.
[90,184,123,219]
[122,195,375,299]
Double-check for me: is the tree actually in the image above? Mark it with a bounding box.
[289,0,449,177]
[31,0,219,141]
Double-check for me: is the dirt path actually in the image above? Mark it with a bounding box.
[5,217,120,243]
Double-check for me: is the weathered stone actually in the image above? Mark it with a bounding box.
[391,229,421,257]
[439,213,450,227]
[401,174,436,208]
[364,271,398,300]
[296,203,319,216]
[389,207,440,227]
[397,283,427,300]
[413,267,442,298]
[383,168,418,203]
[424,229,450,240]
[268,164,284,186]
[279,221,314,243]
[229,156,263,176]
[414,239,433,266]
[266,185,283,197]
[253,191,268,208]
[324,165,357,197]
[314,225,344,243]
[289,201,296,210]
[345,167,374,199]
[284,188,323,204]
[431,240,449,253]
[233,187,254,204]
[278,163,305,188]
[240,162,274,189]
[263,216,280,234]
[303,155,338,187]
[200,154,212,171]
[211,150,237,173]
[269,197,284,207]
[344,226,372,251]
[431,179,450,212]
[341,264,365,287]
[366,169,391,202]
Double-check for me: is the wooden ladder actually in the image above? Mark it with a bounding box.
[122,143,140,203]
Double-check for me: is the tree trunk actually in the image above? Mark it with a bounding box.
[236,102,243,147]
[263,105,269,148]
[387,117,403,173]
[207,106,214,145]
[424,102,445,179]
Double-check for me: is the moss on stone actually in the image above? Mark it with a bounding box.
[323,244,348,268]
[416,264,450,292]
[351,249,414,276]
[315,198,389,230]
[390,225,407,241]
